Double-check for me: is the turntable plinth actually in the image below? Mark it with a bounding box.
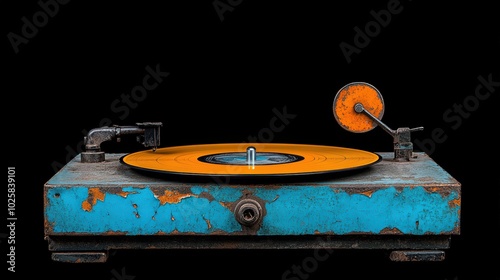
[44,152,460,263]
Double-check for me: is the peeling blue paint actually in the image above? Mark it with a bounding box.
[46,186,240,234]
[257,186,459,235]
[45,185,459,235]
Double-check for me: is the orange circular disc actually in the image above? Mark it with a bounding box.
[333,82,385,133]
[120,143,381,178]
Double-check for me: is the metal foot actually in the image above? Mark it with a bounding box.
[51,252,108,263]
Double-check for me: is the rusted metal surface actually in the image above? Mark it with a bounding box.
[389,250,446,262]
[51,252,108,263]
[47,235,452,251]
[44,152,461,262]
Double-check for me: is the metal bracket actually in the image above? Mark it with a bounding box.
[354,103,423,161]
[81,122,162,163]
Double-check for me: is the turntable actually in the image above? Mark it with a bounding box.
[43,82,461,263]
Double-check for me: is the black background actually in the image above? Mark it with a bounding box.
[3,1,499,279]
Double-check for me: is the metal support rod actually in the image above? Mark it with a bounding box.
[354,103,396,137]
[84,126,145,151]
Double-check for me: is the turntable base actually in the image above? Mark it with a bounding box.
[44,151,460,263]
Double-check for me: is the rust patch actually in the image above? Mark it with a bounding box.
[423,185,457,198]
[380,227,403,234]
[219,201,232,209]
[44,219,54,235]
[341,187,388,196]
[426,187,440,192]
[117,191,131,197]
[157,190,194,205]
[313,230,334,235]
[198,191,214,201]
[82,188,106,211]
[449,198,461,208]
[242,189,255,196]
[359,190,375,197]
[209,229,232,235]
[104,230,128,235]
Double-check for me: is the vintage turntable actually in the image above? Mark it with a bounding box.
[43,82,461,263]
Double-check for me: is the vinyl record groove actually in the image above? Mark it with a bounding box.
[120,143,381,177]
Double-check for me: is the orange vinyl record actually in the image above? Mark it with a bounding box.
[120,143,381,178]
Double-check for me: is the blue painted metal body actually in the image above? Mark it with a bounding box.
[44,152,460,237]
